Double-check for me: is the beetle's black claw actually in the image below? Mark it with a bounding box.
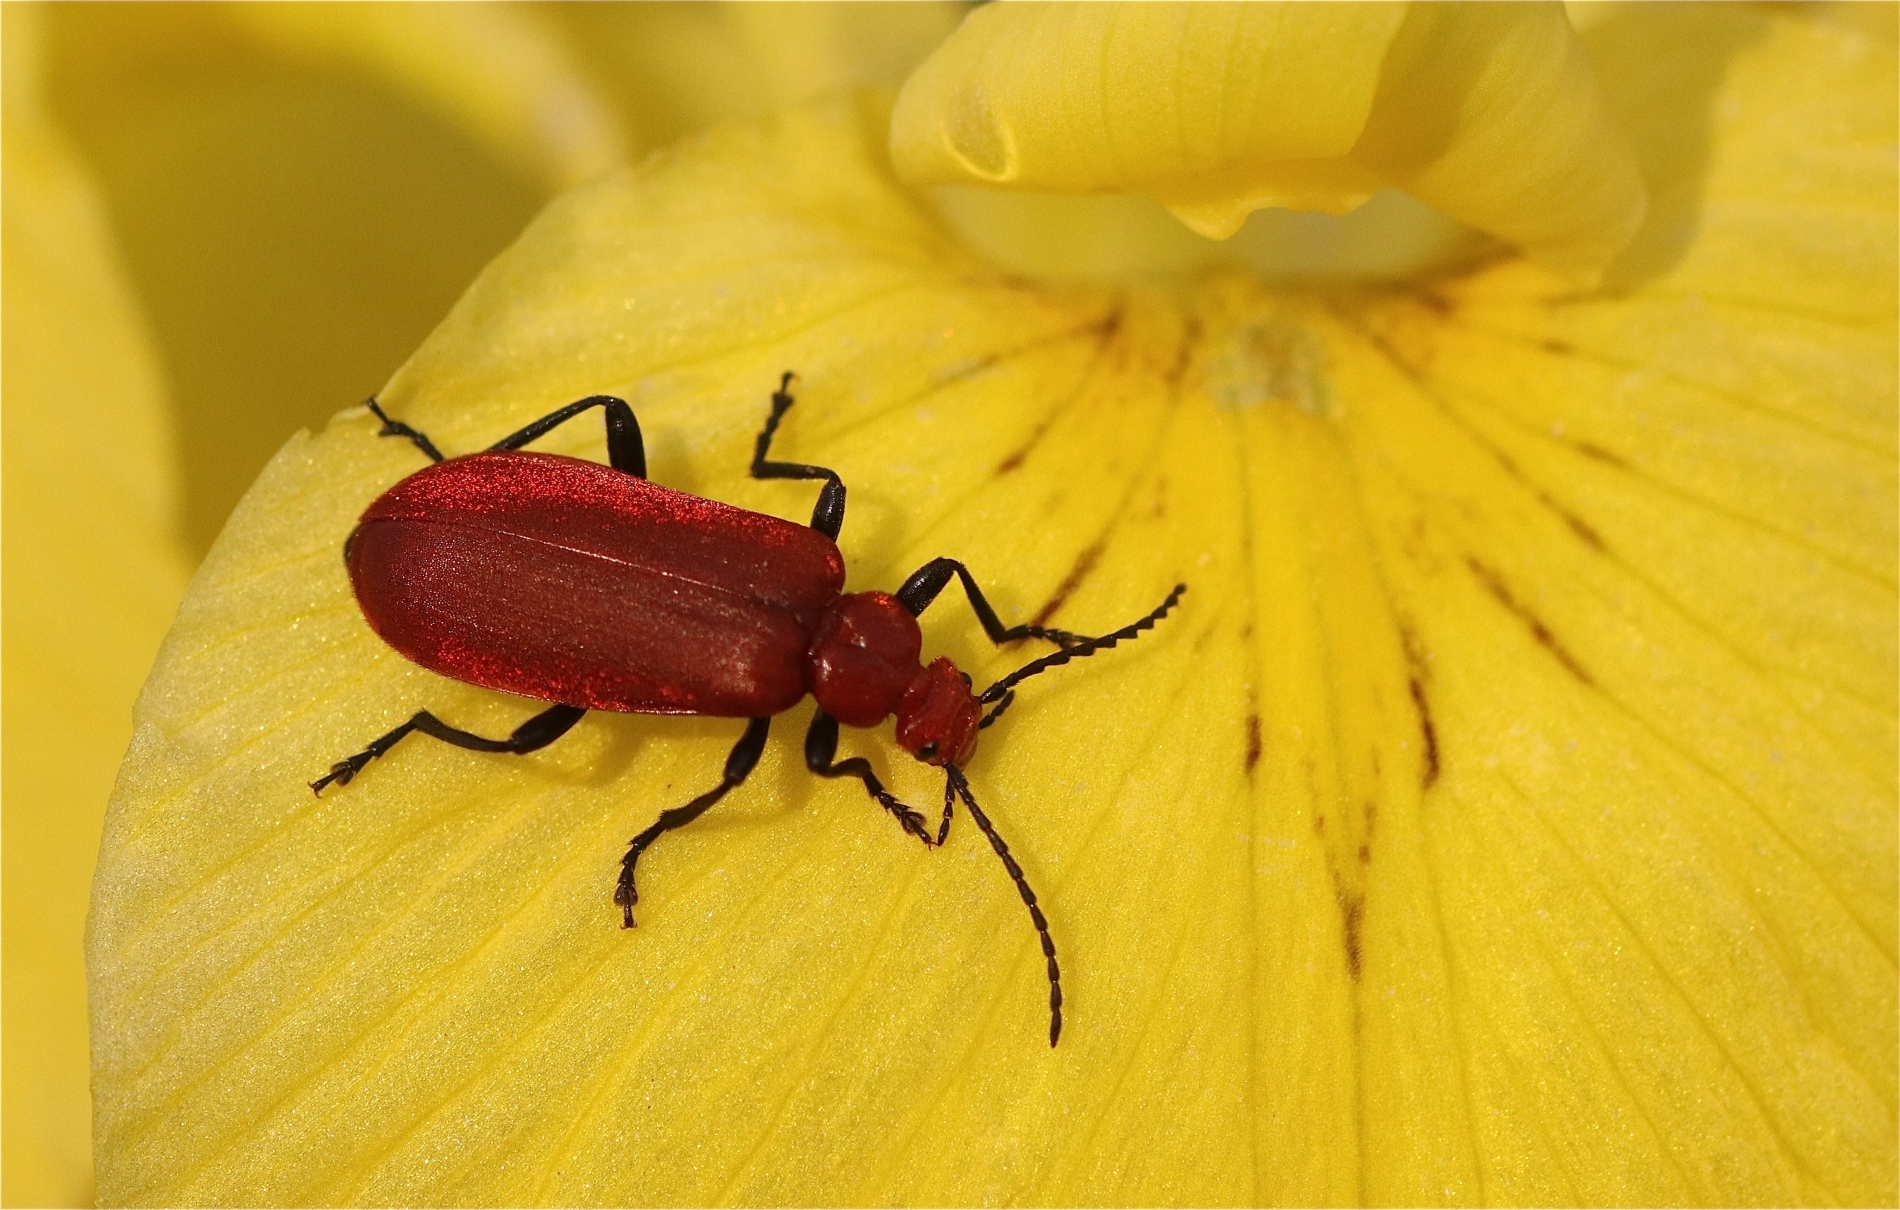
[309,761,357,795]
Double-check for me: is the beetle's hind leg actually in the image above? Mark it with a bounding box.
[751,372,847,541]
[803,711,936,846]
[310,703,587,793]
[617,717,770,927]
[488,395,647,477]
[365,398,446,463]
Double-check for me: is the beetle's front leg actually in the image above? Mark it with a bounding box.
[802,711,934,846]
[616,717,770,927]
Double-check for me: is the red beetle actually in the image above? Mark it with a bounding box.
[314,374,1183,1045]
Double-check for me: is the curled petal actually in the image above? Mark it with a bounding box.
[892,2,1647,276]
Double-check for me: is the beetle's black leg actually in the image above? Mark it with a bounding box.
[803,710,935,846]
[488,395,647,477]
[896,558,1092,649]
[616,717,770,927]
[310,702,588,793]
[946,765,1063,1047]
[751,372,847,541]
[365,398,446,463]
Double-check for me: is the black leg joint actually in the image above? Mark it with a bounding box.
[751,372,848,541]
[895,558,1090,648]
[489,394,647,478]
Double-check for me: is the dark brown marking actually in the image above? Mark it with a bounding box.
[1540,337,1575,356]
[1164,317,1201,387]
[1030,540,1103,628]
[1409,677,1441,788]
[1571,440,1630,469]
[1417,290,1455,317]
[1338,890,1365,980]
[1464,557,1596,686]
[1399,624,1442,790]
[1312,814,1326,836]
[1244,713,1263,778]
[1358,843,1371,866]
[1561,509,1607,552]
[996,308,1124,474]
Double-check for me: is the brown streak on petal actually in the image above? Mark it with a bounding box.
[1030,539,1103,628]
[1244,712,1263,779]
[996,307,1125,474]
[1165,316,1201,387]
[1562,510,1607,552]
[1540,337,1576,355]
[1464,557,1596,686]
[1571,439,1631,470]
[1338,889,1365,981]
[1399,623,1442,789]
[1476,431,1608,555]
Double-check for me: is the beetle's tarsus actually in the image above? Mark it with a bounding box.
[309,761,358,795]
[614,879,639,928]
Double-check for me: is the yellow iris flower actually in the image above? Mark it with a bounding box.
[7,3,1892,1205]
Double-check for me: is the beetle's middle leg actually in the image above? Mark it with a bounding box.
[803,711,936,846]
[616,717,770,927]
[311,702,587,793]
[751,372,847,540]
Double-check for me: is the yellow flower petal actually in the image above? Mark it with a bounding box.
[891,2,1647,277]
[1,9,191,1207]
[92,8,1892,1207]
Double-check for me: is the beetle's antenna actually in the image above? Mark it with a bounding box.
[935,775,956,847]
[946,764,1062,1047]
[978,584,1185,726]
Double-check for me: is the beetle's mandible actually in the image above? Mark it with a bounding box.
[313,373,1184,1046]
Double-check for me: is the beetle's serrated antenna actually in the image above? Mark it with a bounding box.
[935,775,956,847]
[947,764,1062,1047]
[978,584,1186,724]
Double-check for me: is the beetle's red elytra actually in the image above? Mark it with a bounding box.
[314,374,1184,1047]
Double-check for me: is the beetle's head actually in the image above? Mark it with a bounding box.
[894,657,980,768]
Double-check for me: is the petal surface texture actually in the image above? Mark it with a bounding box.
[891,2,1648,275]
[91,10,1894,1206]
